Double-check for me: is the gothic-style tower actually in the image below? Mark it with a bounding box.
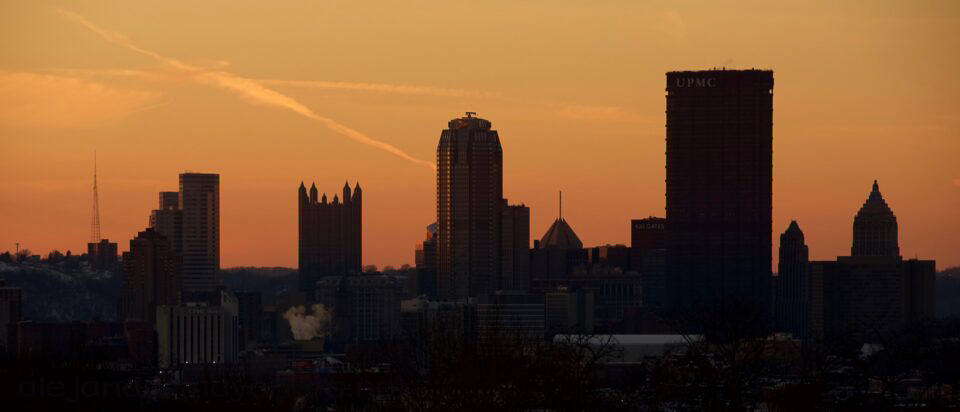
[851,180,899,257]
[298,181,362,296]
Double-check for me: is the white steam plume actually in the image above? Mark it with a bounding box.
[283,304,333,340]
[56,9,434,170]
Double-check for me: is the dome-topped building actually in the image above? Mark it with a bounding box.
[851,180,899,258]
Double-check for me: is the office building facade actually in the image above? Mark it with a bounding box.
[156,291,239,368]
[774,221,811,339]
[178,173,220,295]
[664,70,774,332]
[436,113,514,300]
[811,181,936,347]
[119,228,180,324]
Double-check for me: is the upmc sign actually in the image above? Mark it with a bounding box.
[674,78,717,87]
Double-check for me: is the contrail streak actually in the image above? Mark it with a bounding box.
[56,9,434,170]
[261,79,502,99]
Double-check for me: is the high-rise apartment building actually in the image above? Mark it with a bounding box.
[298,181,362,295]
[178,173,220,295]
[664,70,774,333]
[150,191,183,254]
[119,228,180,324]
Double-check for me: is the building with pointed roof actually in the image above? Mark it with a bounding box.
[809,180,935,348]
[774,220,811,339]
[852,180,899,257]
[531,196,587,283]
[539,218,583,250]
[298,180,362,296]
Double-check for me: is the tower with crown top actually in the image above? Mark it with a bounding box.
[852,180,900,257]
[298,180,362,296]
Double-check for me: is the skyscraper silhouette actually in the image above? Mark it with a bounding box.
[774,221,811,339]
[852,180,900,257]
[119,228,180,324]
[178,173,219,296]
[298,181,362,295]
[811,180,935,347]
[436,113,504,300]
[664,70,774,334]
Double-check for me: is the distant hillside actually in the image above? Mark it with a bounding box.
[0,263,120,321]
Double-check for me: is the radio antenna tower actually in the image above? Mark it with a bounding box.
[90,151,101,243]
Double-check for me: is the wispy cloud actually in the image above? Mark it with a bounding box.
[47,67,650,124]
[0,71,161,129]
[56,9,434,170]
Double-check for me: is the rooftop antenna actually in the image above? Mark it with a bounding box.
[90,150,101,243]
[465,111,476,118]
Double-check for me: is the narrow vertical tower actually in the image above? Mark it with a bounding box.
[90,151,102,243]
[775,221,810,339]
[436,112,503,300]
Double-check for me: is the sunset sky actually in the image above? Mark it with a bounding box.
[1,0,958,270]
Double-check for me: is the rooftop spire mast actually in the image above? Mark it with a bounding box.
[90,151,101,243]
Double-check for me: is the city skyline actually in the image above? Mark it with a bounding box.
[1,1,958,269]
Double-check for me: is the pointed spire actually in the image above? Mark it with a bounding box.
[333,194,340,204]
[868,179,883,201]
[321,193,327,204]
[786,220,801,232]
[343,180,351,202]
[559,190,563,220]
[853,179,899,257]
[309,182,318,203]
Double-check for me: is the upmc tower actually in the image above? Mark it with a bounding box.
[664,70,774,332]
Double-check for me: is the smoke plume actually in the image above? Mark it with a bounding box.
[283,303,332,341]
[56,9,434,170]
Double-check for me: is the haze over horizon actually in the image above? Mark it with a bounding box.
[1,0,958,269]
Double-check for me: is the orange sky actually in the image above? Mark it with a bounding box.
[1,1,958,269]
